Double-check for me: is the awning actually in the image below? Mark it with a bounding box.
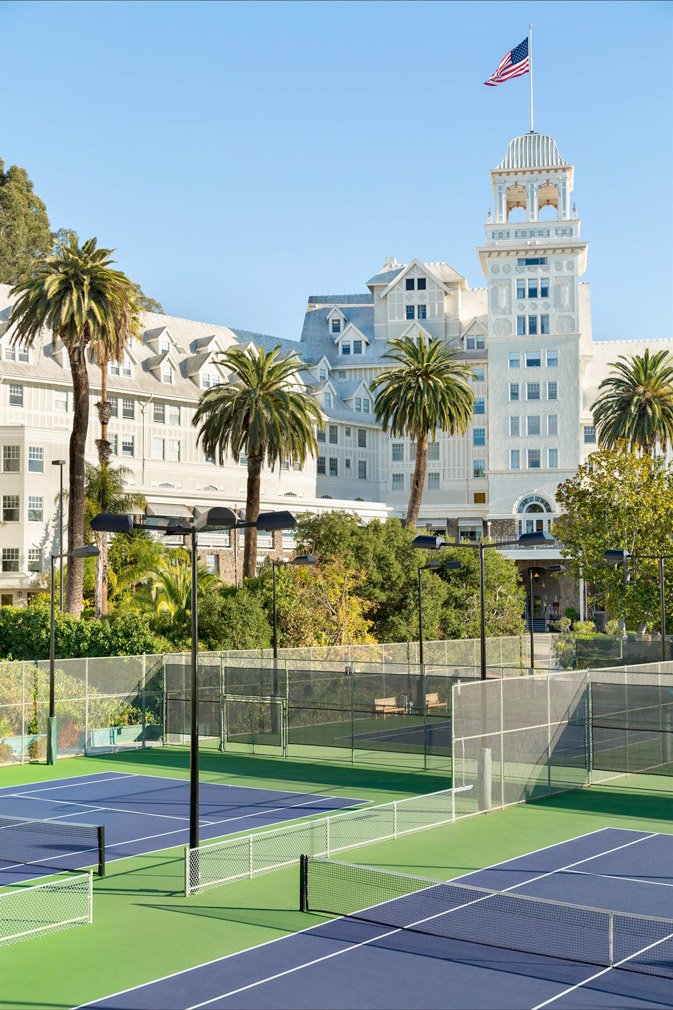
[457,517,484,526]
[145,503,193,519]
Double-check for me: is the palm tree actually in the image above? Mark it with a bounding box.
[370,333,475,527]
[591,349,673,457]
[143,551,222,632]
[9,235,140,614]
[193,344,322,578]
[83,462,147,618]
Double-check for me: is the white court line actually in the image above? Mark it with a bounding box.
[73,825,633,1009]
[0,773,131,796]
[8,792,207,824]
[565,868,673,889]
[181,831,662,1008]
[94,769,363,802]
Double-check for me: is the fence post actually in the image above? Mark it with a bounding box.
[219,656,225,753]
[20,662,25,765]
[88,869,93,925]
[141,655,147,749]
[85,659,89,755]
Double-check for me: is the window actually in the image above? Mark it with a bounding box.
[205,451,215,464]
[405,278,415,291]
[121,437,134,457]
[516,280,526,299]
[341,342,351,356]
[28,548,41,573]
[392,473,404,488]
[473,428,486,447]
[517,257,547,266]
[466,334,486,350]
[547,380,558,400]
[317,428,325,442]
[353,339,363,355]
[323,391,332,407]
[509,416,520,437]
[528,316,538,335]
[584,425,596,444]
[548,448,559,469]
[3,496,19,522]
[509,383,520,401]
[319,368,327,381]
[345,458,351,470]
[317,456,326,475]
[201,372,216,388]
[28,496,43,522]
[162,365,173,384]
[540,278,549,298]
[510,449,520,469]
[516,317,526,336]
[122,398,134,419]
[362,399,370,414]
[540,315,550,334]
[205,554,219,575]
[528,449,541,469]
[337,370,347,378]
[526,350,541,367]
[108,396,118,418]
[428,441,440,460]
[110,434,118,455]
[546,349,558,367]
[152,438,164,460]
[167,404,180,426]
[392,443,404,461]
[167,439,180,462]
[345,426,351,438]
[527,416,541,436]
[358,429,367,448]
[473,367,485,382]
[354,397,361,412]
[331,318,341,333]
[473,459,486,478]
[474,398,485,414]
[328,425,338,444]
[159,339,170,355]
[427,472,440,489]
[9,384,23,407]
[28,447,43,473]
[358,460,367,479]
[417,305,427,320]
[547,415,558,436]
[154,402,165,423]
[110,355,132,378]
[3,344,15,361]
[405,306,415,320]
[53,389,67,412]
[2,548,19,573]
[474,492,486,504]
[508,352,520,368]
[528,280,538,299]
[329,457,338,477]
[3,446,20,472]
[417,278,426,290]
[527,382,540,400]
[240,455,247,466]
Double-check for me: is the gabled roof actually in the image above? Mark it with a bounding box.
[335,321,371,345]
[461,316,487,336]
[337,378,371,401]
[301,304,374,344]
[184,351,216,377]
[379,259,465,298]
[307,294,373,306]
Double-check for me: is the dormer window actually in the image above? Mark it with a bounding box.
[324,391,332,408]
[159,338,170,354]
[110,355,132,378]
[417,278,426,290]
[319,368,327,381]
[331,319,341,334]
[4,342,30,363]
[202,372,216,388]
[162,364,173,384]
[405,278,414,290]
[466,334,485,350]
[341,342,351,356]
[406,306,415,320]
[353,340,363,355]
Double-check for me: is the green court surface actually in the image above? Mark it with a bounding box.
[1,750,672,1010]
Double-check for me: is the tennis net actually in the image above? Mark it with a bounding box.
[299,856,673,979]
[0,815,105,877]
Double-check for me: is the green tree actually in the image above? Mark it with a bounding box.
[198,587,273,651]
[132,550,223,645]
[439,546,526,639]
[370,333,475,527]
[592,349,673,457]
[9,236,141,615]
[554,446,673,630]
[107,530,166,599]
[83,462,147,618]
[0,161,52,283]
[193,345,322,579]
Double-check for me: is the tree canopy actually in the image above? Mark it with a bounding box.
[592,349,673,456]
[0,160,52,284]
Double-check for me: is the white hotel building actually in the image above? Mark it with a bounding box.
[0,132,670,625]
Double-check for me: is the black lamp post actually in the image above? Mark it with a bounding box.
[272,555,318,660]
[52,459,66,611]
[412,530,555,679]
[48,543,99,765]
[604,549,672,661]
[91,506,297,852]
[527,568,541,673]
[417,560,461,666]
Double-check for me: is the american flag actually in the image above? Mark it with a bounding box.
[484,37,529,87]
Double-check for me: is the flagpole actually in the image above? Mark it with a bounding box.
[529,24,534,132]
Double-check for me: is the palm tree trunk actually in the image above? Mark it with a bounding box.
[94,359,112,616]
[94,529,106,619]
[406,432,429,528]
[66,345,90,616]
[243,452,263,580]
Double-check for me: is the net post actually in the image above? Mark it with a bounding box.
[299,854,308,912]
[249,834,254,879]
[97,825,105,877]
[184,845,190,896]
[88,869,93,925]
[608,912,614,965]
[393,801,397,840]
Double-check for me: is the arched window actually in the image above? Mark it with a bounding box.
[283,492,297,497]
[202,484,218,492]
[354,497,365,501]
[516,494,554,537]
[517,494,552,514]
[537,182,559,220]
[506,185,527,221]
[320,495,333,499]
[158,482,175,488]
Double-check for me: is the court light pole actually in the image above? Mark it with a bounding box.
[52,459,66,610]
[527,568,541,674]
[417,560,461,666]
[604,549,672,662]
[48,544,99,765]
[91,507,297,852]
[413,530,555,679]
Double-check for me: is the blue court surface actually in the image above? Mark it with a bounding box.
[80,827,673,1010]
[0,771,363,884]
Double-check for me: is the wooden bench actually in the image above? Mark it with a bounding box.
[425,692,447,712]
[374,697,405,718]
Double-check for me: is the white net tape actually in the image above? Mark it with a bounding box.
[185,787,467,895]
[0,871,92,947]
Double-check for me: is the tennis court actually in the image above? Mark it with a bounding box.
[79,826,673,1009]
[0,770,363,885]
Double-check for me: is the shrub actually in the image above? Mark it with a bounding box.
[605,618,621,636]
[574,620,596,635]
[0,606,165,661]
[0,742,14,764]
[556,617,572,633]
[58,722,82,750]
[565,607,578,623]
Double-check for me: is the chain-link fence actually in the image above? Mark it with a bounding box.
[0,871,92,947]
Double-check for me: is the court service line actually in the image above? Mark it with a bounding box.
[104,769,362,802]
[0,773,130,796]
[9,792,208,824]
[183,831,662,1008]
[566,868,673,888]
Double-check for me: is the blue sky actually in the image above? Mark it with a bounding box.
[1,0,671,342]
